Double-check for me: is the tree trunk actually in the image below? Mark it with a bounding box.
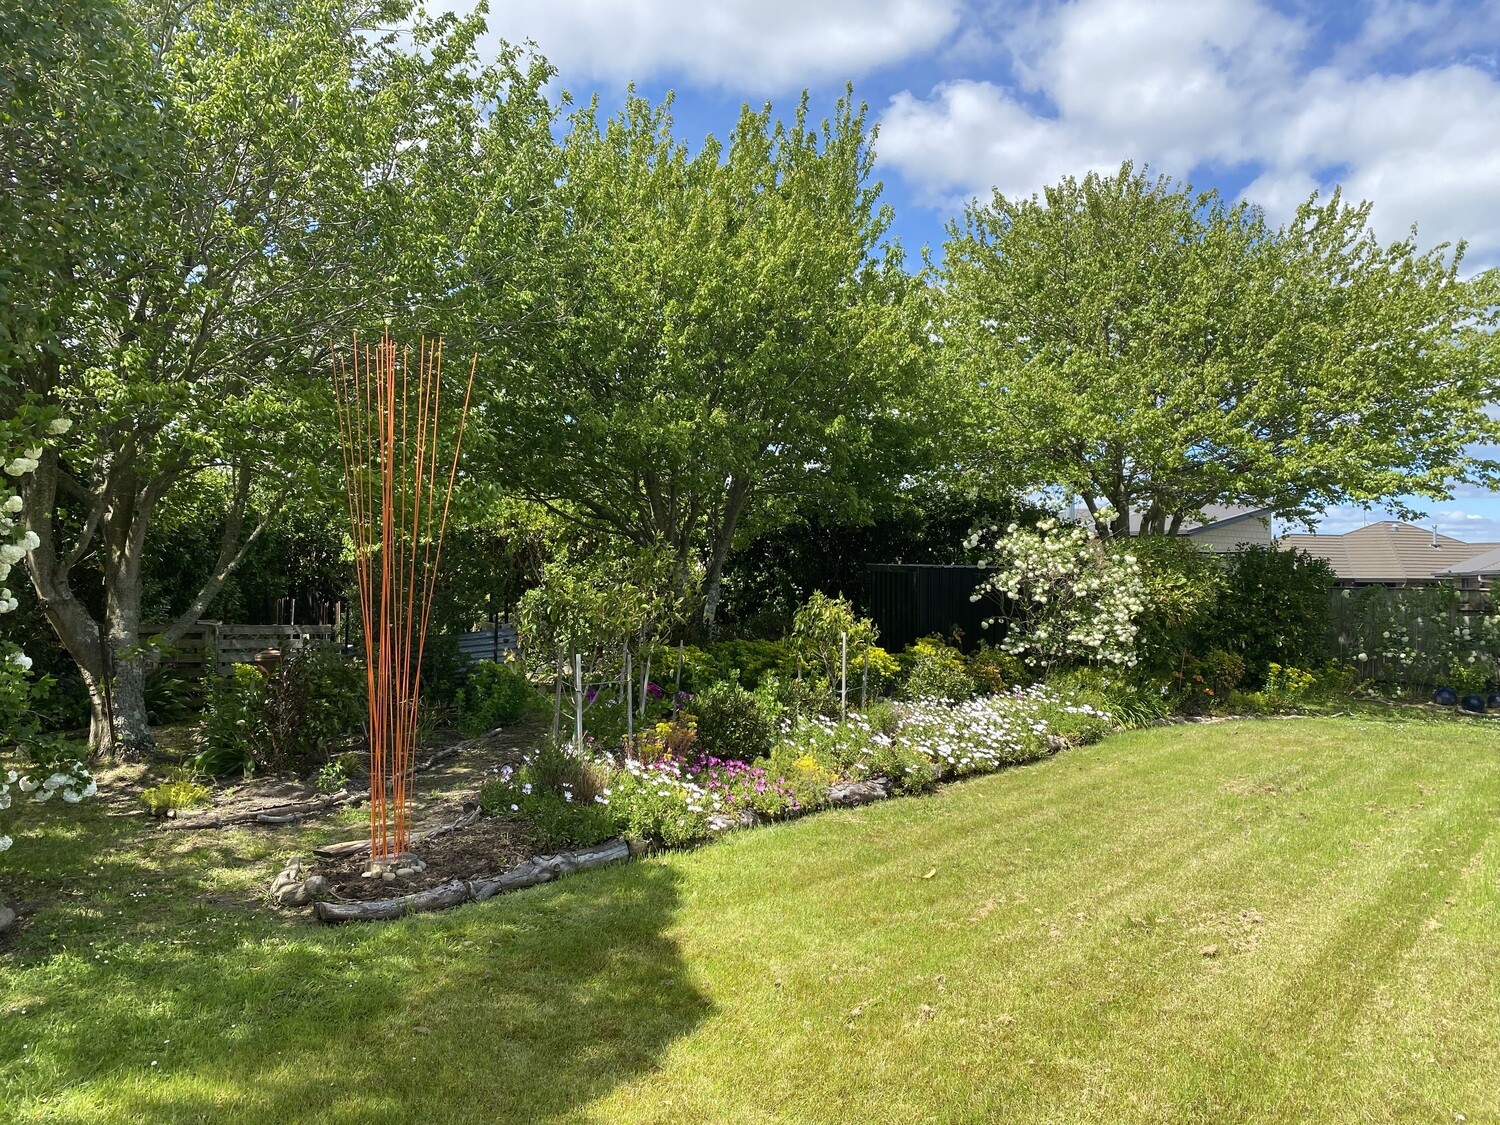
[699,476,752,628]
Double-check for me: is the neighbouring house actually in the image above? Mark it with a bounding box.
[1069,504,1274,553]
[1438,545,1500,592]
[1279,521,1500,589]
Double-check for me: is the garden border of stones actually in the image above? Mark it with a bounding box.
[274,775,896,923]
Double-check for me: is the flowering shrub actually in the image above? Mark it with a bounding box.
[692,755,801,818]
[971,518,1147,674]
[761,746,836,810]
[1333,584,1499,688]
[1,409,93,852]
[606,757,714,847]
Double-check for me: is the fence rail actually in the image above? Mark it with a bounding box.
[146,621,517,677]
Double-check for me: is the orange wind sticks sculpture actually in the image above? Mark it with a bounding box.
[332,330,475,863]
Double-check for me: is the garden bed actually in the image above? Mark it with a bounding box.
[311,814,542,904]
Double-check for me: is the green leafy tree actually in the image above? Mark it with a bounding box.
[12,0,555,756]
[937,163,1500,537]
[475,90,928,626]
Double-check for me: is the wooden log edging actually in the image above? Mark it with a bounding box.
[312,838,631,923]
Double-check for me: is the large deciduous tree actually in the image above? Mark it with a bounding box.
[936,163,1500,537]
[473,91,929,626]
[11,0,555,756]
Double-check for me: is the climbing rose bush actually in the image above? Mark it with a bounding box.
[970,518,1147,675]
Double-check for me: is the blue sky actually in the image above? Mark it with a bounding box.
[464,0,1500,539]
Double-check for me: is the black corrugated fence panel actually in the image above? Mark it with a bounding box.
[868,564,1007,654]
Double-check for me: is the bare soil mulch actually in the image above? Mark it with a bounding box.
[312,814,542,903]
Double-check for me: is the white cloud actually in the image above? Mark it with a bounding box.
[472,0,962,93]
[877,0,1500,262]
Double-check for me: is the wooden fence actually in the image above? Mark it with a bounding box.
[144,621,515,677]
[142,622,335,678]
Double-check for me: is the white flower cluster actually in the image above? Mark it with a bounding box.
[898,686,1111,777]
[3,446,42,477]
[971,519,1147,675]
[0,761,96,850]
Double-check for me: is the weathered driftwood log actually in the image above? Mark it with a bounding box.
[315,838,631,922]
[828,778,889,806]
[165,791,362,832]
[314,879,471,922]
[312,804,481,860]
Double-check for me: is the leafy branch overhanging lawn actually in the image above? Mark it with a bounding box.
[2,716,1499,1123]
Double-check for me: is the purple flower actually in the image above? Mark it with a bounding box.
[646,682,665,698]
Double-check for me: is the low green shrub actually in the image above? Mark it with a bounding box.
[899,636,976,701]
[1168,649,1245,715]
[262,644,365,772]
[316,751,362,793]
[144,668,202,725]
[456,659,534,734]
[690,678,776,762]
[965,644,1029,694]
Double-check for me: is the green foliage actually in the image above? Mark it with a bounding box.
[261,646,364,772]
[899,636,976,701]
[479,89,928,627]
[790,592,880,690]
[1168,650,1247,715]
[144,669,201,726]
[456,659,535,734]
[315,751,361,794]
[1048,667,1167,729]
[1202,546,1335,685]
[1448,659,1493,696]
[195,665,267,777]
[194,647,363,776]
[1332,583,1500,688]
[965,644,1029,694]
[1128,535,1229,676]
[479,742,619,851]
[679,640,793,691]
[939,162,1500,529]
[689,679,777,763]
[751,672,831,722]
[140,768,211,815]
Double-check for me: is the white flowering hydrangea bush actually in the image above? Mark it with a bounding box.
[0,410,93,853]
[970,518,1148,676]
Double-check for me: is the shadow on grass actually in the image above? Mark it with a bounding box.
[7,861,707,1123]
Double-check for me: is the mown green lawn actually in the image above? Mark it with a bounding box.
[3,716,1499,1123]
